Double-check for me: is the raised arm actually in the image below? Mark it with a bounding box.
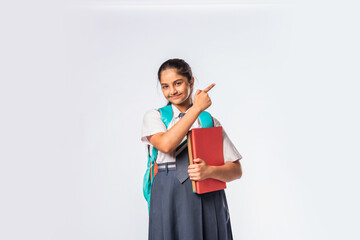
[148,84,215,153]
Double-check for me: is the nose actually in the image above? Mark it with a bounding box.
[169,86,178,95]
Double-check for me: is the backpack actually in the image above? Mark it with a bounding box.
[143,104,214,212]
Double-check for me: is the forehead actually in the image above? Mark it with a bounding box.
[160,69,186,84]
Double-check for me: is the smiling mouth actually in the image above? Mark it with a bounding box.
[171,94,182,99]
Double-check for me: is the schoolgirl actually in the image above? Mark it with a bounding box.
[141,58,243,240]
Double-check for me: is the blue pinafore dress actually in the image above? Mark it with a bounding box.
[148,146,233,240]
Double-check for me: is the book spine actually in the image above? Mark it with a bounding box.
[187,131,197,193]
[191,130,202,194]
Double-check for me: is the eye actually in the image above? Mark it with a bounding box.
[175,81,182,86]
[162,85,168,89]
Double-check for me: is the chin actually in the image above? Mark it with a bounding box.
[168,99,184,105]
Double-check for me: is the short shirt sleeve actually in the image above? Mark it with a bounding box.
[141,109,167,145]
[213,117,243,163]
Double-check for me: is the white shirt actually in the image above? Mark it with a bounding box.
[141,104,242,164]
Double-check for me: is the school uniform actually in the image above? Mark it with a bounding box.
[141,104,242,240]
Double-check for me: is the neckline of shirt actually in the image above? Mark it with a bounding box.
[172,104,191,119]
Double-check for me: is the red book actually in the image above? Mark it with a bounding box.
[187,126,226,194]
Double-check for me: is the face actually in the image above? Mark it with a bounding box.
[160,68,193,108]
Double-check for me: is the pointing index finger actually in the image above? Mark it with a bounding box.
[203,83,216,93]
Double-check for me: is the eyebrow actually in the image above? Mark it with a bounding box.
[161,79,183,86]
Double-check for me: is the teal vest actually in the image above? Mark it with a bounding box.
[143,104,214,212]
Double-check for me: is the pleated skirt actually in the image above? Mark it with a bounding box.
[148,165,233,240]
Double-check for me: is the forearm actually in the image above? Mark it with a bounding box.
[208,160,242,183]
[150,106,201,153]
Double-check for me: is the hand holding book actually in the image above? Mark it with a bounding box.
[188,158,213,181]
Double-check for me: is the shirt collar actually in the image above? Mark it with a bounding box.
[171,104,190,119]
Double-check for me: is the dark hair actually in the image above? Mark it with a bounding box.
[158,58,193,83]
[158,58,194,106]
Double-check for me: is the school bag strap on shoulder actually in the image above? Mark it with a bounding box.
[158,104,173,128]
[143,105,214,213]
[198,110,213,128]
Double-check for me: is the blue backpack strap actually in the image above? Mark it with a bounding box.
[143,145,158,212]
[158,104,173,128]
[143,105,174,213]
[198,110,214,128]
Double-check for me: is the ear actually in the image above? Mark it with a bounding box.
[190,77,195,88]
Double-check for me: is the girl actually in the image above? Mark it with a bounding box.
[141,58,243,240]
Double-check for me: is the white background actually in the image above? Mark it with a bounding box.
[1,0,359,239]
